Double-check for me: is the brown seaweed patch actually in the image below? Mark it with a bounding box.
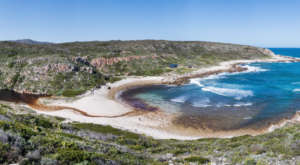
[122,97,158,112]
[28,100,138,118]
[169,112,300,137]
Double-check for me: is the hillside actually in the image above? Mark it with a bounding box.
[9,39,53,45]
[1,103,300,164]
[0,40,273,95]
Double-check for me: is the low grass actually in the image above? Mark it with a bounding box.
[54,116,66,122]
[175,68,194,74]
[73,123,140,139]
[62,89,85,97]
[109,77,122,83]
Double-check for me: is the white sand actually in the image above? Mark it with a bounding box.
[28,54,299,140]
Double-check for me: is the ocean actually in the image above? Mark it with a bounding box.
[119,48,300,132]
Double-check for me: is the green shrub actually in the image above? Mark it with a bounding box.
[128,144,145,151]
[174,149,188,155]
[11,72,20,87]
[244,157,256,165]
[184,156,210,164]
[7,62,13,68]
[73,123,140,139]
[0,142,10,163]
[55,148,91,164]
[150,68,165,75]
[58,133,84,141]
[40,157,58,165]
[74,160,89,165]
[35,118,52,128]
[20,128,36,141]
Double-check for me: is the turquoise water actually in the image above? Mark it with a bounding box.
[120,48,300,131]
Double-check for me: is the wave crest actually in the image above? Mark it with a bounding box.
[293,89,300,92]
[192,98,211,107]
[241,65,269,72]
[190,79,204,87]
[170,96,188,103]
[233,102,253,106]
[202,86,253,100]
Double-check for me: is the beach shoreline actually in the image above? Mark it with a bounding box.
[25,54,300,140]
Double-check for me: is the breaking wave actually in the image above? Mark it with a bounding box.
[190,79,204,87]
[293,89,300,93]
[170,95,188,103]
[192,98,211,107]
[233,102,253,106]
[202,86,253,100]
[215,103,231,107]
[241,65,269,72]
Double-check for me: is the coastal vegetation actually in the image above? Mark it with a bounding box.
[0,40,272,95]
[1,103,300,164]
[0,40,283,164]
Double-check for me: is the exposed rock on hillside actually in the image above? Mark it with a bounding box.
[90,54,176,69]
[71,56,90,65]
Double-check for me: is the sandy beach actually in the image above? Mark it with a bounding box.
[27,54,300,140]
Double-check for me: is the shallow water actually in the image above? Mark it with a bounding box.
[0,90,43,104]
[120,48,300,131]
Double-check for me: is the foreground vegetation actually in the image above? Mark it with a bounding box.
[1,103,300,164]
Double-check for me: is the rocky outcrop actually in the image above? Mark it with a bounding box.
[261,48,275,56]
[71,56,89,65]
[90,54,174,69]
[161,63,247,85]
[247,48,275,56]
[28,57,50,64]
[29,63,78,74]
[80,67,93,74]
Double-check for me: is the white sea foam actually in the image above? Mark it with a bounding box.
[214,102,252,107]
[166,85,177,87]
[204,74,222,79]
[244,117,252,120]
[293,89,300,92]
[209,72,229,78]
[192,98,211,107]
[215,103,231,107]
[233,102,253,106]
[190,79,204,87]
[202,86,253,100]
[170,96,188,103]
[241,65,268,72]
[292,82,300,85]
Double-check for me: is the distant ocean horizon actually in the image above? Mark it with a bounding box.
[119,48,300,132]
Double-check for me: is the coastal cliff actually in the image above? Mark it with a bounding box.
[0,40,277,95]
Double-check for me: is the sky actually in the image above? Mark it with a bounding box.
[0,0,299,47]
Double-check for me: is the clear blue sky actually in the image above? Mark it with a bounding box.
[0,0,299,47]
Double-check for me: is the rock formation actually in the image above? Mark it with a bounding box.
[90,54,174,69]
